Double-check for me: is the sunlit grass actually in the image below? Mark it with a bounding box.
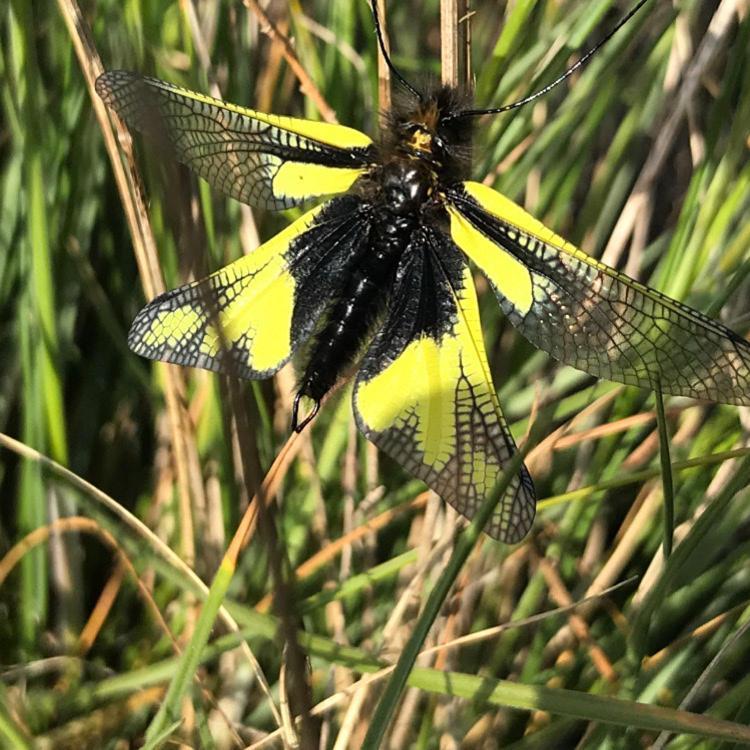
[2,0,750,747]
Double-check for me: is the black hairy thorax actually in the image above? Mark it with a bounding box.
[292,86,474,430]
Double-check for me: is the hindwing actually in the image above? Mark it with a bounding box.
[448,181,750,405]
[96,71,375,210]
[128,196,368,378]
[353,227,535,543]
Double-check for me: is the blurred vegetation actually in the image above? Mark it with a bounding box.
[2,0,750,747]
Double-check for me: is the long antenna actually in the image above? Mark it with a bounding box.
[447,0,651,121]
[370,0,422,100]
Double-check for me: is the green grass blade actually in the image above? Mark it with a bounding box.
[362,447,530,748]
[142,559,235,746]
[654,386,675,559]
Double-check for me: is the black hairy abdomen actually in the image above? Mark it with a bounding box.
[298,209,413,402]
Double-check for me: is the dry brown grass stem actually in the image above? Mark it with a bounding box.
[255,492,431,613]
[440,0,471,89]
[535,555,618,683]
[0,516,173,653]
[244,0,337,123]
[249,579,635,749]
[0,431,283,730]
[602,0,746,270]
[57,0,203,574]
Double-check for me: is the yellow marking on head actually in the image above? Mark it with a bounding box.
[448,204,534,315]
[408,129,433,153]
[272,162,363,201]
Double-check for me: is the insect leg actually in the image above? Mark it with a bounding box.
[291,391,321,433]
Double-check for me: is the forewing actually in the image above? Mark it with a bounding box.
[96,71,375,210]
[448,181,750,405]
[129,196,368,378]
[353,228,535,543]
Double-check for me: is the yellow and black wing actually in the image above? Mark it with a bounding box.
[96,71,375,210]
[353,227,535,543]
[448,181,750,405]
[128,196,368,377]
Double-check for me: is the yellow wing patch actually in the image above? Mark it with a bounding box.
[272,162,363,203]
[448,181,750,405]
[245,109,373,150]
[96,71,375,211]
[461,181,577,257]
[354,248,535,543]
[356,335,457,468]
[357,266,499,470]
[448,203,534,314]
[129,205,324,377]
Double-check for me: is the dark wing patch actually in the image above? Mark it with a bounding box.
[96,71,376,210]
[448,181,750,405]
[353,226,535,543]
[128,196,369,378]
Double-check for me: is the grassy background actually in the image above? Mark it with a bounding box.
[2,0,750,747]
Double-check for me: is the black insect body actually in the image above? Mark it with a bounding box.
[292,204,403,431]
[293,94,470,431]
[96,0,750,543]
